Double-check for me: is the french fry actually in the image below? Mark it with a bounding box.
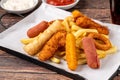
[77,49,106,65]
[55,51,66,56]
[77,49,107,59]
[62,18,70,32]
[21,38,35,45]
[69,21,76,27]
[74,29,98,39]
[23,20,65,55]
[38,30,66,61]
[20,10,118,71]
[66,33,78,70]
[62,16,74,32]
[21,35,40,45]
[102,34,109,39]
[62,55,66,60]
[50,57,61,64]
[105,46,117,54]
[77,50,106,65]
[78,53,86,59]
[78,59,87,65]
[97,50,106,59]
[71,24,81,31]
[76,37,83,49]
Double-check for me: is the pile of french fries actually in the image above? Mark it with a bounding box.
[21,10,117,70]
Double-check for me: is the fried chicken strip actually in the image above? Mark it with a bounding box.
[23,20,65,55]
[38,30,66,61]
[72,10,109,35]
[75,17,109,35]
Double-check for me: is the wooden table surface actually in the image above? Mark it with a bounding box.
[0,0,119,80]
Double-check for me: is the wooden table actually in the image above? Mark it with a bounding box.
[0,0,119,80]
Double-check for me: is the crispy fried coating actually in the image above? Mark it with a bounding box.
[23,20,65,55]
[38,30,66,61]
[75,16,109,35]
[72,10,109,35]
[66,33,78,71]
[72,10,84,20]
[88,32,112,50]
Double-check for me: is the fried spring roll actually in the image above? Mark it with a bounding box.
[38,30,66,61]
[23,20,65,55]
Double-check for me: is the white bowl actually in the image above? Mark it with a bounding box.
[42,0,80,10]
[0,0,39,14]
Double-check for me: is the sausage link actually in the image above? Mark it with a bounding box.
[27,21,49,38]
[82,37,100,69]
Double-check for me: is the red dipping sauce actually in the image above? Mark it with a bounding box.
[46,0,75,6]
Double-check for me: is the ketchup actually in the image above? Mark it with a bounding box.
[46,0,75,6]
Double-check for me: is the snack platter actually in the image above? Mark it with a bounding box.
[0,3,120,80]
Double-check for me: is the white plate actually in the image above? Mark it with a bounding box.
[42,0,80,10]
[0,3,120,80]
[0,0,39,14]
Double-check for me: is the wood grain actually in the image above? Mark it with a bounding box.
[0,0,116,80]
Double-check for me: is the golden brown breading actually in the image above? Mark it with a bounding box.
[75,16,109,35]
[72,10,109,35]
[38,30,66,61]
[72,10,84,20]
[66,33,78,71]
[88,32,112,50]
[23,20,65,55]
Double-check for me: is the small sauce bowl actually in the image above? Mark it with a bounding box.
[42,0,80,10]
[0,0,39,14]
